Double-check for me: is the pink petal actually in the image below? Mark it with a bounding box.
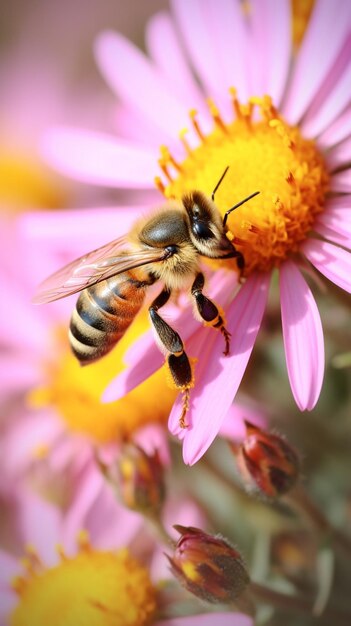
[279,262,324,410]
[17,492,62,566]
[282,0,351,124]
[0,552,18,621]
[170,0,248,116]
[113,104,170,149]
[326,135,351,170]
[82,483,142,550]
[1,411,63,477]
[0,273,49,352]
[198,0,250,102]
[61,461,105,551]
[102,271,234,402]
[0,355,40,392]
[102,339,164,403]
[145,12,208,115]
[219,402,267,442]
[19,206,143,248]
[134,423,171,466]
[169,273,270,465]
[0,552,19,586]
[301,34,351,138]
[330,170,351,193]
[42,128,157,187]
[248,0,291,106]
[302,238,351,293]
[169,0,226,103]
[314,222,351,248]
[317,105,351,149]
[156,614,253,626]
[315,202,351,242]
[324,195,351,209]
[94,31,190,140]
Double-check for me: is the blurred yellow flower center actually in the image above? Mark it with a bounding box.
[0,147,67,211]
[29,312,177,443]
[11,534,157,626]
[156,93,329,277]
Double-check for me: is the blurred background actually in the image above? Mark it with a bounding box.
[0,0,168,211]
[1,1,351,625]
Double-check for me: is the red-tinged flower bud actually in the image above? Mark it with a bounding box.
[167,525,250,604]
[98,443,165,516]
[234,421,300,498]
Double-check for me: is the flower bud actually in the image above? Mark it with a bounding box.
[99,443,165,516]
[235,421,300,498]
[167,525,250,604]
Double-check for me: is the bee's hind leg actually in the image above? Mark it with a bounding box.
[149,289,193,428]
[191,272,231,356]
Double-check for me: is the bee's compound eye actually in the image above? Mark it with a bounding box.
[192,222,214,240]
[192,205,200,219]
[164,245,178,257]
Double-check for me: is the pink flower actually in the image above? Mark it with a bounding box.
[0,483,251,626]
[40,1,351,464]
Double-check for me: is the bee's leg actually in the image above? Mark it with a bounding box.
[149,289,193,428]
[191,272,231,356]
[234,250,245,283]
[235,250,245,272]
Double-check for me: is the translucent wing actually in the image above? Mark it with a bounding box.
[33,235,166,304]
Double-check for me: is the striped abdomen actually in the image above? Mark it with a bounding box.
[69,272,149,365]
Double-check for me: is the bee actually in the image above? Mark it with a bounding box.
[34,167,259,427]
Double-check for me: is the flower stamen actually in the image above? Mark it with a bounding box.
[179,128,192,156]
[11,534,157,626]
[189,109,205,142]
[155,92,329,277]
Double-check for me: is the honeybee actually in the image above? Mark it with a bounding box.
[34,168,259,427]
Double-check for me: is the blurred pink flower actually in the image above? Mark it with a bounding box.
[0,483,251,626]
[40,1,351,465]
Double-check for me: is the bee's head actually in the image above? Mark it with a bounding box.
[182,191,236,259]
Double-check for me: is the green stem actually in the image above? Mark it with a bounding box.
[147,513,176,548]
[286,484,351,558]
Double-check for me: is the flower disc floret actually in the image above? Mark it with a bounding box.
[11,536,157,626]
[159,94,329,277]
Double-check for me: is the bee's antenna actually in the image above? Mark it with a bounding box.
[223,191,260,228]
[212,166,230,201]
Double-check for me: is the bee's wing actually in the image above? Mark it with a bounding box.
[33,235,166,304]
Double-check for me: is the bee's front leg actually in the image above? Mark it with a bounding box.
[149,289,194,428]
[191,272,231,356]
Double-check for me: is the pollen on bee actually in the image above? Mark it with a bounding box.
[179,387,191,429]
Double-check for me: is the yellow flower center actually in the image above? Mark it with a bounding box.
[29,313,177,443]
[11,533,157,626]
[156,93,329,277]
[0,146,68,211]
